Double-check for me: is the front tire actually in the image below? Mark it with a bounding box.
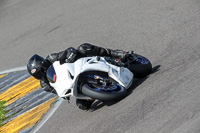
[81,82,127,101]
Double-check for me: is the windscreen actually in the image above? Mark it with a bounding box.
[46,65,56,83]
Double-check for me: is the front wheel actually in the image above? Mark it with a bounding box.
[81,82,127,101]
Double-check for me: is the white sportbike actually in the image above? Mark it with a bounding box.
[46,52,152,102]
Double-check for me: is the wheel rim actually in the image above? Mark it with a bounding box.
[88,83,124,93]
[133,55,149,64]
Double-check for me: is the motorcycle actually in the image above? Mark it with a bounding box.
[46,52,152,103]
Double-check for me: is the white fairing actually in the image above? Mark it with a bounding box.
[49,56,133,99]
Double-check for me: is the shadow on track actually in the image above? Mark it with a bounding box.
[151,65,161,74]
[89,65,161,112]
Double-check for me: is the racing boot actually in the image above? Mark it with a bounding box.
[76,99,95,110]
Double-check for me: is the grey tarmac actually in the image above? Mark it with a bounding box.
[0,0,200,133]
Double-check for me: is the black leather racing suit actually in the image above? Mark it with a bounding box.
[40,43,125,94]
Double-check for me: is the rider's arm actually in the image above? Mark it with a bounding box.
[46,47,80,64]
[46,52,61,63]
[40,80,57,94]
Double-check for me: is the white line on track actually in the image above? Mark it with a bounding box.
[0,66,27,75]
[0,66,63,133]
[30,98,63,133]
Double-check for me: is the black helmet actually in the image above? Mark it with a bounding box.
[27,54,48,80]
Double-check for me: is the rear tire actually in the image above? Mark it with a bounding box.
[81,82,127,101]
[129,54,152,78]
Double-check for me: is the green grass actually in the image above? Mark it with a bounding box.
[0,101,7,127]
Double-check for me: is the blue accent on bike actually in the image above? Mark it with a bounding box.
[85,75,94,78]
[93,84,122,93]
[85,74,123,93]
[94,75,103,80]
[84,74,103,80]
[96,88,101,92]
[134,55,149,64]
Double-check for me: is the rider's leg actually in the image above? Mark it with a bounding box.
[77,43,126,59]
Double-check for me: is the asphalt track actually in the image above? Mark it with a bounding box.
[0,0,200,133]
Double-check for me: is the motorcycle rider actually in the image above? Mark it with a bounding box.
[27,43,126,110]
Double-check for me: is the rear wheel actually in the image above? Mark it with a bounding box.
[81,81,127,101]
[129,54,152,78]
